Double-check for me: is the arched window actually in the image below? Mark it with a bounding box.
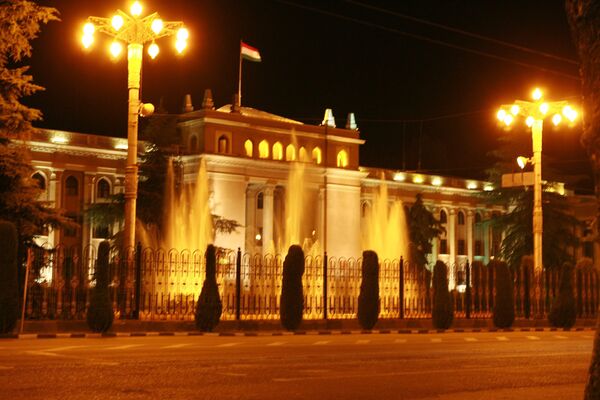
[32,172,46,190]
[312,147,322,164]
[65,176,78,196]
[336,149,348,168]
[286,144,296,161]
[257,192,264,210]
[273,142,283,160]
[259,140,269,159]
[244,139,253,157]
[190,135,198,152]
[299,146,308,162]
[97,178,110,199]
[217,135,229,154]
[440,210,447,224]
[458,211,465,225]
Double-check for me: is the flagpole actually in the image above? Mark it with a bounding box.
[238,40,243,108]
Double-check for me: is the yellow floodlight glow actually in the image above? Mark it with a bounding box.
[148,43,159,59]
[175,40,187,54]
[110,41,123,58]
[83,22,95,36]
[130,1,143,17]
[467,181,478,190]
[151,18,163,34]
[112,15,124,31]
[177,27,189,41]
[552,113,562,126]
[563,105,577,122]
[82,34,94,49]
[510,105,520,115]
[532,88,542,101]
[496,109,506,121]
[539,103,549,115]
[431,177,442,186]
[525,116,534,127]
[503,114,514,126]
[483,184,494,192]
[517,156,528,170]
[393,172,406,182]
[412,175,424,184]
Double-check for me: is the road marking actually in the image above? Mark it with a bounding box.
[496,336,509,341]
[25,350,60,357]
[430,338,442,343]
[313,341,330,346]
[554,335,569,340]
[266,341,285,347]
[464,337,478,342]
[105,344,144,350]
[0,366,14,370]
[355,340,370,345]
[394,339,407,344]
[526,336,540,340]
[216,342,241,348]
[218,372,247,377]
[162,343,192,349]
[43,345,87,352]
[583,335,594,339]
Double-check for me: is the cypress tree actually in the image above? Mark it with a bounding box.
[357,250,379,330]
[280,245,305,331]
[432,261,453,329]
[492,260,515,328]
[86,241,114,333]
[0,221,19,334]
[548,262,576,329]
[195,244,222,332]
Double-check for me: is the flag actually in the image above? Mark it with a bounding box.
[241,41,261,62]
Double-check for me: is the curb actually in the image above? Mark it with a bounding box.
[1,327,595,340]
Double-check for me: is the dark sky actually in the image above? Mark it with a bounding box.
[26,1,589,188]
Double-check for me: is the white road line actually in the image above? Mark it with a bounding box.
[162,343,192,349]
[218,372,248,377]
[313,341,330,346]
[355,340,370,345]
[216,342,241,348]
[105,344,145,350]
[394,339,407,344]
[266,341,285,347]
[526,336,540,340]
[464,337,478,342]
[25,350,60,357]
[430,338,442,343]
[496,336,509,341]
[554,335,569,340]
[43,345,87,352]
[583,335,594,339]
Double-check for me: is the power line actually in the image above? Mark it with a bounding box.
[274,0,580,81]
[345,0,578,66]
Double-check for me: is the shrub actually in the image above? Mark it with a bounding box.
[492,260,515,328]
[280,245,305,331]
[0,221,19,334]
[358,250,380,330]
[471,261,485,312]
[86,241,114,333]
[549,262,576,328]
[432,260,453,329]
[195,244,222,332]
[519,256,533,319]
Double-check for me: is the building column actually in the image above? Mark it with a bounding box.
[47,170,63,248]
[448,208,456,288]
[82,174,95,251]
[262,185,275,256]
[317,187,325,250]
[466,209,474,264]
[245,185,257,254]
[483,212,491,264]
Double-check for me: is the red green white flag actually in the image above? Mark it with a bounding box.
[241,41,261,62]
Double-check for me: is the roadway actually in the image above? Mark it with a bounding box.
[0,330,594,399]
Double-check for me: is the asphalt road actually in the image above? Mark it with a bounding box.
[0,331,594,400]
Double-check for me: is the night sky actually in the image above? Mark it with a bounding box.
[26,1,588,188]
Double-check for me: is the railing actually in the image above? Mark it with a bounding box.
[24,245,600,321]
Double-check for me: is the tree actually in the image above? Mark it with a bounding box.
[0,221,19,334]
[86,241,114,333]
[357,250,379,330]
[408,193,444,268]
[280,245,305,331]
[492,260,515,329]
[0,1,63,254]
[195,244,222,332]
[564,3,600,397]
[432,260,453,329]
[548,261,576,329]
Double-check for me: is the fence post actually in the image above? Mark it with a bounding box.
[236,247,242,321]
[133,241,142,319]
[399,256,404,319]
[323,252,328,320]
[465,260,471,319]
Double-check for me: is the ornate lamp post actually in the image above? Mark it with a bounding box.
[496,88,578,277]
[81,1,188,249]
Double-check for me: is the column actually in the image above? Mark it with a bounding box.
[262,185,274,256]
[47,170,62,248]
[317,187,325,250]
[245,186,256,254]
[448,208,456,288]
[466,210,474,263]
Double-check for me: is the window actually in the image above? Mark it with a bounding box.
[244,140,253,157]
[299,146,308,162]
[259,140,269,159]
[65,176,78,196]
[273,142,283,160]
[312,147,322,164]
[458,211,465,225]
[440,210,447,224]
[97,178,110,199]
[440,239,448,254]
[336,149,348,168]
[475,240,482,256]
[458,239,465,255]
[257,192,264,210]
[217,135,229,154]
[286,144,296,161]
[190,135,198,152]
[32,173,46,190]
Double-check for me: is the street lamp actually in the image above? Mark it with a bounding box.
[496,88,578,277]
[81,2,188,249]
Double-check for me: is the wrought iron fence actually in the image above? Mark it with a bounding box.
[24,245,600,322]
